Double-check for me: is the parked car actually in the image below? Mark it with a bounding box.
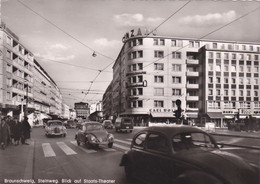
[102,120,114,129]
[45,120,67,137]
[115,117,133,133]
[64,120,76,129]
[120,125,260,184]
[75,122,114,149]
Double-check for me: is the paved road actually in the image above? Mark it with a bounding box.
[1,126,259,184]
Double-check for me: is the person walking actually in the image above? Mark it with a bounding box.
[21,117,31,145]
[0,117,9,150]
[13,118,22,145]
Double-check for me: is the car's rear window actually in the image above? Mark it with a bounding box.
[86,124,103,130]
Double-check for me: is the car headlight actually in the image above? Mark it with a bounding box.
[108,134,114,141]
[89,134,97,142]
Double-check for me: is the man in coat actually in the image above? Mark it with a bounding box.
[0,117,9,150]
[21,117,31,145]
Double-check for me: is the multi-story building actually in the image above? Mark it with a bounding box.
[74,102,90,119]
[0,23,34,118]
[102,82,113,120]
[103,28,260,127]
[0,23,65,123]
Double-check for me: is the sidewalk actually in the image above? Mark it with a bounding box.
[0,140,35,183]
[206,127,260,139]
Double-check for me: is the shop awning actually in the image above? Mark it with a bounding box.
[151,112,174,118]
[207,112,224,119]
[186,113,198,118]
[224,115,234,119]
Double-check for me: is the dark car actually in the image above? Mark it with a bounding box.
[75,122,114,149]
[102,120,114,129]
[64,120,76,129]
[120,125,260,184]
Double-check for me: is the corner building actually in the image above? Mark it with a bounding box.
[104,29,260,127]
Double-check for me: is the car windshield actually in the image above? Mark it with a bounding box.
[86,124,103,131]
[49,122,62,126]
[172,132,216,152]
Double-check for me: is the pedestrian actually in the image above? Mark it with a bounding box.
[0,117,9,150]
[13,118,22,145]
[21,117,31,145]
[6,116,15,145]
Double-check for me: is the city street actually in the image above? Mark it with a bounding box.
[1,126,260,184]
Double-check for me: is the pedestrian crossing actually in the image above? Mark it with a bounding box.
[41,138,132,158]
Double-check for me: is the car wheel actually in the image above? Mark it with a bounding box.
[77,140,80,146]
[108,142,113,148]
[85,140,92,149]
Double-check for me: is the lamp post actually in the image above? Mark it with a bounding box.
[24,80,29,118]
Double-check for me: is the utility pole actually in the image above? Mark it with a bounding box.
[24,81,29,118]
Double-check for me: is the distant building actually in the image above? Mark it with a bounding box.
[74,102,90,119]
[103,28,260,127]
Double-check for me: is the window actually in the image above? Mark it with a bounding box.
[154,100,164,107]
[239,66,244,72]
[213,43,217,49]
[172,76,181,83]
[250,46,254,51]
[217,89,221,95]
[239,78,244,84]
[154,76,164,83]
[224,78,229,83]
[189,41,200,48]
[154,88,164,96]
[254,91,258,96]
[224,90,229,95]
[216,77,221,83]
[172,52,182,59]
[224,53,229,60]
[154,39,158,45]
[239,90,243,96]
[231,64,236,71]
[138,63,143,70]
[209,77,213,83]
[172,64,181,71]
[224,65,229,71]
[209,89,213,95]
[254,66,259,73]
[209,52,213,59]
[133,133,146,148]
[246,54,251,61]
[147,133,168,153]
[138,75,143,83]
[6,36,12,45]
[154,51,164,58]
[131,100,143,108]
[232,54,236,59]
[232,78,236,83]
[160,39,165,45]
[137,51,143,58]
[209,64,213,71]
[247,66,251,72]
[216,53,221,59]
[6,50,11,59]
[239,54,244,60]
[172,89,181,96]
[154,63,164,70]
[171,39,182,47]
[255,55,259,61]
[216,64,221,71]
[254,78,258,85]
[247,90,251,96]
[232,90,236,96]
[137,39,143,45]
[246,78,251,84]
[242,45,246,50]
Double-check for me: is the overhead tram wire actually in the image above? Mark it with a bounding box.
[16,0,191,102]
[16,0,115,62]
[142,5,260,70]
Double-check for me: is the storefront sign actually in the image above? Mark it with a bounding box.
[122,28,142,43]
[150,108,175,113]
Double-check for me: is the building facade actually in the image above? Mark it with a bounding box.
[0,23,66,123]
[103,29,260,127]
[74,102,90,119]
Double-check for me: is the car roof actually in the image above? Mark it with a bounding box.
[83,122,102,126]
[140,125,206,138]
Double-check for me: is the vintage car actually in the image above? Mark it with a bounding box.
[45,120,67,137]
[75,122,114,149]
[64,120,76,129]
[102,120,114,129]
[120,125,260,184]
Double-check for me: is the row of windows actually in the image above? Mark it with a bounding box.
[127,37,260,52]
[208,101,260,109]
[208,89,258,97]
[208,64,259,73]
[130,100,198,109]
[209,77,259,85]
[6,64,33,82]
[6,50,33,71]
[208,52,259,60]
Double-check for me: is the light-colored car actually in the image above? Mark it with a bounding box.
[75,122,114,149]
[45,120,67,137]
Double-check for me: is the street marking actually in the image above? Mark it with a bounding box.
[221,147,245,150]
[114,139,131,145]
[113,143,130,151]
[102,147,117,152]
[57,142,77,155]
[42,143,56,157]
[70,141,97,153]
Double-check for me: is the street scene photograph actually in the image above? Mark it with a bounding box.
[0,0,260,184]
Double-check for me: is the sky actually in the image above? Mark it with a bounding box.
[2,0,260,108]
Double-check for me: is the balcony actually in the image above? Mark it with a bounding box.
[186,71,199,77]
[186,83,199,89]
[186,96,199,101]
[186,59,199,65]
